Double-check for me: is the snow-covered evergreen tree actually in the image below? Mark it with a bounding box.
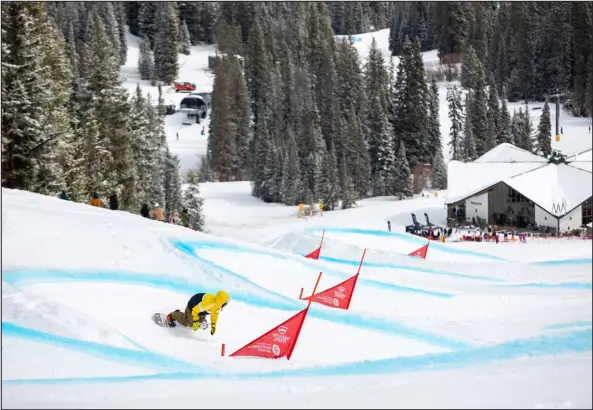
[153,2,179,84]
[138,36,154,81]
[516,107,534,152]
[461,93,477,161]
[393,140,413,198]
[536,100,553,157]
[432,149,448,189]
[427,77,442,164]
[318,144,340,211]
[183,169,205,231]
[179,19,191,55]
[280,134,304,205]
[498,86,513,145]
[447,86,464,161]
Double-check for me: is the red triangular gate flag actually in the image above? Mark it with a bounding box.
[305,247,321,260]
[304,229,325,260]
[229,308,308,359]
[409,243,429,259]
[301,274,359,310]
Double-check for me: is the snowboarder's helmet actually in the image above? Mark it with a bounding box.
[216,290,230,308]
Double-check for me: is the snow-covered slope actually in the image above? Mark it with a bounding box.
[2,186,592,408]
[120,31,216,175]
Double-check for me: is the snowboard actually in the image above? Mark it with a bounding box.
[152,313,209,330]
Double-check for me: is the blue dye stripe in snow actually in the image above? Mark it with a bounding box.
[545,321,593,330]
[1,268,300,313]
[1,267,468,350]
[313,255,504,283]
[504,282,592,290]
[534,258,593,266]
[175,240,467,293]
[308,227,592,266]
[1,322,208,373]
[4,328,591,385]
[307,227,509,261]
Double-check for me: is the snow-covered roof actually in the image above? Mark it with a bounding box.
[446,143,592,217]
[446,160,545,204]
[568,149,592,173]
[503,163,592,216]
[474,143,548,164]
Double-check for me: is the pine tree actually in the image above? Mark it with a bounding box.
[393,140,413,198]
[485,73,499,152]
[318,144,340,211]
[339,156,357,209]
[137,2,157,49]
[393,37,429,168]
[183,170,205,231]
[344,108,371,199]
[280,133,304,205]
[468,65,488,157]
[515,106,534,152]
[1,3,54,191]
[153,2,179,84]
[179,19,191,55]
[432,149,448,190]
[426,77,442,163]
[461,92,477,161]
[138,35,154,81]
[163,148,183,221]
[114,2,127,65]
[447,86,463,161]
[498,86,513,145]
[536,100,552,157]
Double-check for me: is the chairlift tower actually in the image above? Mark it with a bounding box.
[544,88,567,141]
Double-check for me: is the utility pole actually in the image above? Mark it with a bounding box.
[545,88,567,141]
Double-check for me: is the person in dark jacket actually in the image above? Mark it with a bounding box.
[109,191,119,210]
[180,208,190,227]
[140,203,150,218]
[60,190,69,200]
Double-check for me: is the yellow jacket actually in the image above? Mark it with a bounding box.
[189,291,230,327]
[90,197,101,207]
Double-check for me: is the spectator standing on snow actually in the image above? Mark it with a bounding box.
[89,192,102,207]
[153,203,165,222]
[140,203,150,218]
[387,221,391,232]
[109,191,119,211]
[60,190,69,200]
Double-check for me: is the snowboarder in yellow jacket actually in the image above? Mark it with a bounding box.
[166,290,230,335]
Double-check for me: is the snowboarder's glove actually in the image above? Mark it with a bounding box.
[192,321,200,331]
[210,323,216,336]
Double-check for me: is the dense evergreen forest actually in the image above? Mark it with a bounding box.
[2,2,592,214]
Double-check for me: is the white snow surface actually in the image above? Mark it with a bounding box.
[2,183,592,408]
[3,27,593,410]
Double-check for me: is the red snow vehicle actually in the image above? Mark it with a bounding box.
[174,82,196,92]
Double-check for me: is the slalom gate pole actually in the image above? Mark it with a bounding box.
[306,272,323,309]
[287,272,323,360]
[318,229,326,255]
[356,248,367,275]
[346,249,367,310]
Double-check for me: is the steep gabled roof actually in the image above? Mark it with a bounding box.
[503,163,592,216]
[474,143,548,164]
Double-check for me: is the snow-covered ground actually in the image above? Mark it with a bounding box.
[120,31,216,175]
[3,28,592,409]
[2,184,592,408]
